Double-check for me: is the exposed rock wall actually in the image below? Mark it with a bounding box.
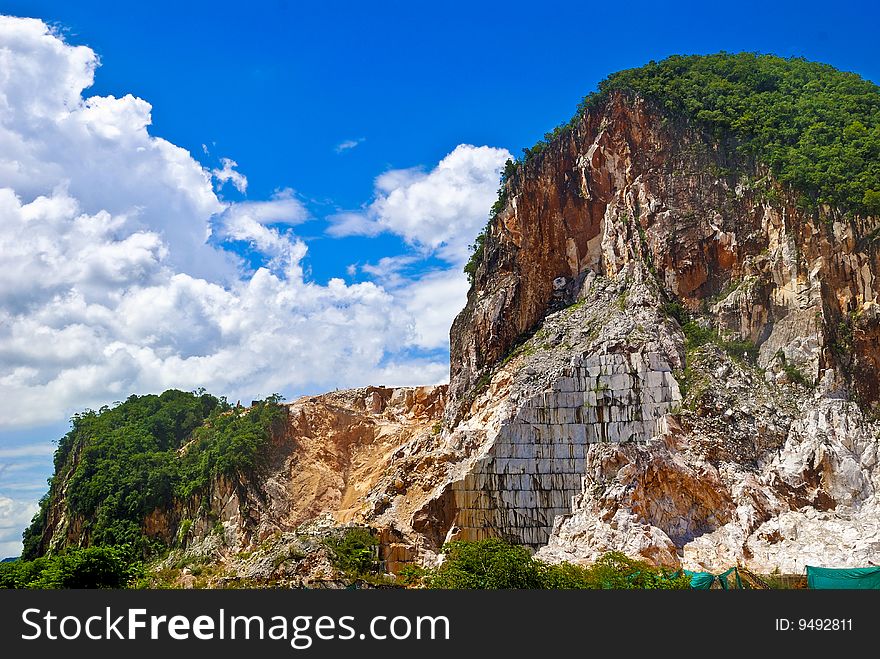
[37,88,880,580]
[451,352,680,549]
[416,90,880,571]
[449,92,880,425]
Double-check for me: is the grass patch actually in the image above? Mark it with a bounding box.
[776,351,811,387]
[664,299,758,363]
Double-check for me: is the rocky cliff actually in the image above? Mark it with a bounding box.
[30,54,880,579]
[370,63,880,572]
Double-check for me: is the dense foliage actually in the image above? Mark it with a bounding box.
[427,538,542,588]
[466,53,880,282]
[422,539,689,589]
[0,546,141,589]
[22,390,285,559]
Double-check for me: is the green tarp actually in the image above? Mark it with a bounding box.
[806,566,880,589]
[684,567,743,590]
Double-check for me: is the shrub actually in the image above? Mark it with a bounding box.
[323,527,380,578]
[576,551,690,589]
[397,564,428,587]
[0,546,142,589]
[420,540,689,590]
[538,561,595,589]
[426,538,542,589]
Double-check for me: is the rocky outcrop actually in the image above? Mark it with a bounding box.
[37,87,880,579]
[410,89,880,571]
[450,92,880,422]
[33,385,446,566]
[166,84,880,572]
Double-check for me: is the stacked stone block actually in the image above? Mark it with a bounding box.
[452,352,681,549]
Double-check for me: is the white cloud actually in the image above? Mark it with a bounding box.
[212,157,248,193]
[328,145,510,355]
[360,255,419,287]
[326,211,381,237]
[0,18,229,283]
[351,260,469,351]
[335,138,365,153]
[0,17,449,431]
[0,494,37,558]
[221,188,308,227]
[396,269,470,350]
[326,144,511,265]
[0,182,420,426]
[0,444,55,459]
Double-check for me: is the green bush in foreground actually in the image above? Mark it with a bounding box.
[0,546,142,589]
[424,539,689,589]
[426,538,542,589]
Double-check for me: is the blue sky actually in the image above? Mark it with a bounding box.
[5,0,878,285]
[0,0,878,556]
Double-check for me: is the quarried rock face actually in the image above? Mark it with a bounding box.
[177,90,880,574]
[414,89,880,571]
[451,352,681,550]
[45,87,880,581]
[449,92,880,424]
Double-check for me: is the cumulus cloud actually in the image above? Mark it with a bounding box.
[0,186,418,428]
[0,18,230,283]
[0,16,448,431]
[212,157,248,193]
[330,144,510,355]
[327,144,511,265]
[396,269,470,350]
[335,138,365,153]
[0,16,509,551]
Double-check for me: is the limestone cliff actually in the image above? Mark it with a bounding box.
[31,55,880,579]
[369,85,880,572]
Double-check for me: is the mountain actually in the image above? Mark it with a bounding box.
[21,53,880,585]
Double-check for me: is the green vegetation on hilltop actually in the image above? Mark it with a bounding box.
[586,53,880,216]
[466,53,880,282]
[22,390,286,560]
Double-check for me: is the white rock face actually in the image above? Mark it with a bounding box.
[537,508,680,567]
[451,351,681,549]
[434,270,880,574]
[682,399,880,572]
